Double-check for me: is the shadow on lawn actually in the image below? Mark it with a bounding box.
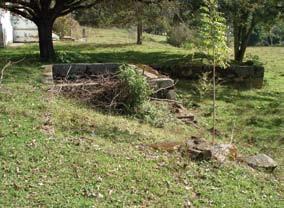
[0,44,185,66]
[0,44,186,83]
[79,51,184,65]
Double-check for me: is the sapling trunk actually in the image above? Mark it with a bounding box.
[212,47,216,144]
[212,64,216,144]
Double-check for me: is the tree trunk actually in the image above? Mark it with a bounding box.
[137,20,143,45]
[37,20,55,62]
[212,48,216,144]
[233,21,255,63]
[235,44,247,63]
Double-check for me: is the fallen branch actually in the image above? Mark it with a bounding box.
[0,58,25,86]
[0,61,12,85]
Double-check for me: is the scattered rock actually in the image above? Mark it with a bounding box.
[181,137,238,163]
[242,154,277,171]
[211,144,237,163]
[171,103,197,125]
[182,137,212,161]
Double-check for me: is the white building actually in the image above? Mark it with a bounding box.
[0,9,42,47]
[0,9,13,47]
[12,15,38,43]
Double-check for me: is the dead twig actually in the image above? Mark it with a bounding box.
[64,65,72,82]
[0,61,12,85]
[0,58,25,86]
[57,65,72,94]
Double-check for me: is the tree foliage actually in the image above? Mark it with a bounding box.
[198,0,229,143]
[220,0,282,62]
[75,0,169,44]
[198,0,229,67]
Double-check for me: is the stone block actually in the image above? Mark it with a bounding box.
[85,63,120,75]
[243,154,277,171]
[52,64,87,79]
[152,78,175,89]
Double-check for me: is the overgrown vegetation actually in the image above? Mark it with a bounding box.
[167,24,194,47]
[118,64,152,112]
[53,14,82,39]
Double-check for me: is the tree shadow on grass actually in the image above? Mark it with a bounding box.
[56,43,137,50]
[79,51,185,65]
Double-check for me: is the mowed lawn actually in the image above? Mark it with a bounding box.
[0,29,283,207]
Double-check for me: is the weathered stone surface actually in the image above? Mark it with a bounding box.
[166,89,177,100]
[86,63,120,75]
[135,64,160,79]
[183,137,212,160]
[154,63,265,89]
[52,64,88,79]
[181,137,238,163]
[41,65,53,84]
[243,154,277,171]
[211,144,237,163]
[152,78,175,89]
[149,78,175,99]
[52,63,121,79]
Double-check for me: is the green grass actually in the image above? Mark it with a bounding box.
[0,29,283,207]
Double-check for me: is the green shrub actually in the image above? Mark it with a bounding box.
[53,14,82,39]
[167,24,194,47]
[244,53,264,66]
[118,64,152,112]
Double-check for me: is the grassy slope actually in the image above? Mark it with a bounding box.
[0,29,283,207]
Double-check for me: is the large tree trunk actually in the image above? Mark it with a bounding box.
[234,24,247,62]
[234,43,247,63]
[137,20,143,45]
[37,20,55,62]
[233,20,255,63]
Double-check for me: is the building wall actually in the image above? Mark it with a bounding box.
[1,11,58,45]
[0,9,14,47]
[11,15,38,42]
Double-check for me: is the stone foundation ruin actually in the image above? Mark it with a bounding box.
[155,63,265,89]
[43,63,176,101]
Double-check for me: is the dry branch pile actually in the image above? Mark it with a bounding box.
[54,73,129,110]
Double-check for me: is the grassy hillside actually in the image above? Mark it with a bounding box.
[0,29,283,207]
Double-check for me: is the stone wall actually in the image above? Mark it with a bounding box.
[154,63,265,89]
